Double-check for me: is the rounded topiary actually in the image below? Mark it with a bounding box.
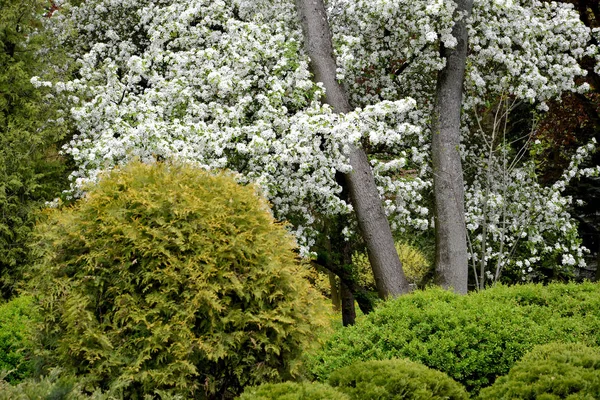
[478,342,600,399]
[308,283,600,394]
[239,382,350,400]
[28,161,328,399]
[328,359,468,400]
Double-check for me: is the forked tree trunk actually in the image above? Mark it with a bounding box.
[295,0,410,298]
[431,0,474,294]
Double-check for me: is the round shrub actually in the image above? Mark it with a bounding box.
[239,382,350,400]
[478,342,600,399]
[308,283,600,394]
[28,161,328,399]
[328,359,468,400]
[0,296,39,383]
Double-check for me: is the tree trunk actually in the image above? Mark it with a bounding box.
[328,272,341,311]
[295,0,410,298]
[314,216,376,315]
[431,0,473,294]
[340,281,356,326]
[596,234,600,282]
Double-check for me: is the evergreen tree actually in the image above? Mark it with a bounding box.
[0,1,71,298]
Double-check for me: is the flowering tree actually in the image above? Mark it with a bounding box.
[44,0,596,292]
[46,0,422,302]
[328,0,595,284]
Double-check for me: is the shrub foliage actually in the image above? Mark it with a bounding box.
[0,296,39,383]
[308,283,600,394]
[28,161,327,398]
[478,342,600,399]
[328,359,468,400]
[239,382,350,400]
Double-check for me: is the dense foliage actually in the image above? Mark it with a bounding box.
[0,296,39,383]
[328,359,468,400]
[27,161,328,399]
[0,0,71,298]
[478,342,600,399]
[239,382,349,400]
[308,282,600,394]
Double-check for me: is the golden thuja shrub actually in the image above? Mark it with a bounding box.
[353,242,431,289]
[28,161,328,399]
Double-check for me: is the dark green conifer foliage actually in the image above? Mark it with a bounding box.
[478,342,600,399]
[28,161,328,399]
[328,359,468,400]
[0,1,71,298]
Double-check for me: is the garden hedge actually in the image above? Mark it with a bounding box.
[308,282,600,394]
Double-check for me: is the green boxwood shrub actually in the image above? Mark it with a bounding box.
[478,342,600,399]
[0,296,39,383]
[328,359,468,400]
[27,161,328,399]
[308,283,600,394]
[239,382,350,400]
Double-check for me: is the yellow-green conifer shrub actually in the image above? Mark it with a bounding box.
[28,161,328,399]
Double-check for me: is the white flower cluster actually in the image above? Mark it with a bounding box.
[327,0,456,107]
[466,0,591,110]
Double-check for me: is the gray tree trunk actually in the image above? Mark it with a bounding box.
[328,272,341,311]
[340,281,356,326]
[295,0,410,297]
[431,0,474,294]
